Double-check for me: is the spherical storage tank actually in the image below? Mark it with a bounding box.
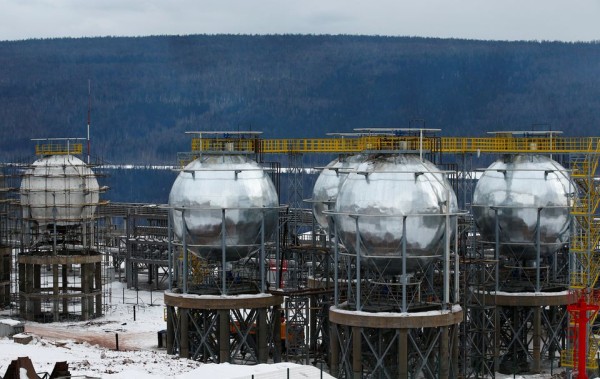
[472,154,572,260]
[20,155,100,226]
[169,154,279,261]
[334,154,458,274]
[311,154,364,231]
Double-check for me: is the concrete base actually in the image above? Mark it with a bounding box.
[329,303,463,379]
[18,252,103,322]
[164,291,283,363]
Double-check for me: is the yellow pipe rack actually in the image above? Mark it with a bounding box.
[191,136,600,155]
[34,142,83,156]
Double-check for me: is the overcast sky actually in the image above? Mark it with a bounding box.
[1,0,599,42]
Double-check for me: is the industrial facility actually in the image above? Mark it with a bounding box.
[1,128,599,379]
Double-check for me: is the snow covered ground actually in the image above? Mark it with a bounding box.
[0,279,570,378]
[0,280,333,378]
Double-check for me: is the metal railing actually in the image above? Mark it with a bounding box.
[188,136,600,154]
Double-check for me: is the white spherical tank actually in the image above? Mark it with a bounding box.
[472,154,572,259]
[20,155,100,226]
[311,154,364,231]
[168,154,279,261]
[334,154,458,274]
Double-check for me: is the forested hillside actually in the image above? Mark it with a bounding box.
[1,35,599,164]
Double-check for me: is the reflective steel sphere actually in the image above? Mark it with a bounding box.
[311,154,364,231]
[20,155,100,226]
[334,154,458,274]
[472,154,572,259]
[168,154,279,261]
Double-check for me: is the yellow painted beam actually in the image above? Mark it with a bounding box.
[34,143,83,156]
[190,136,600,154]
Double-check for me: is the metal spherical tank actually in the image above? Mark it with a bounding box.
[472,154,572,259]
[168,154,279,261]
[311,154,364,230]
[20,155,100,226]
[334,154,458,274]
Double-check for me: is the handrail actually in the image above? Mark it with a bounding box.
[35,143,83,156]
[188,136,600,154]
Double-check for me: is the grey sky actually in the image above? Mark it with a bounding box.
[1,0,599,42]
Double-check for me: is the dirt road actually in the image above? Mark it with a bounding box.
[25,323,157,351]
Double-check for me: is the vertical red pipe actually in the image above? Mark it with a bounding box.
[578,305,588,379]
[570,299,599,379]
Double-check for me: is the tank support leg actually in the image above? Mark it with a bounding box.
[330,324,339,377]
[166,306,174,355]
[273,305,282,363]
[53,264,59,321]
[258,308,268,363]
[399,329,408,379]
[180,308,189,358]
[219,310,230,363]
[533,307,541,373]
[353,326,362,379]
[440,326,449,379]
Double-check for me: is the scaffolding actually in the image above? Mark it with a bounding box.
[9,139,108,322]
[561,141,600,379]
[95,203,171,290]
[0,168,12,307]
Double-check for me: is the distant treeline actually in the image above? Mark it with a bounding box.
[1,35,600,165]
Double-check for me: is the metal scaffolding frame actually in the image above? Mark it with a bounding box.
[462,256,498,378]
[6,141,109,322]
[0,168,12,307]
[166,305,276,364]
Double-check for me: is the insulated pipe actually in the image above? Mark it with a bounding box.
[333,218,339,306]
[454,216,460,303]
[260,212,265,293]
[182,210,188,294]
[221,208,227,295]
[353,215,361,311]
[168,214,173,291]
[402,216,407,313]
[444,189,450,308]
[536,208,542,293]
[494,208,500,292]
